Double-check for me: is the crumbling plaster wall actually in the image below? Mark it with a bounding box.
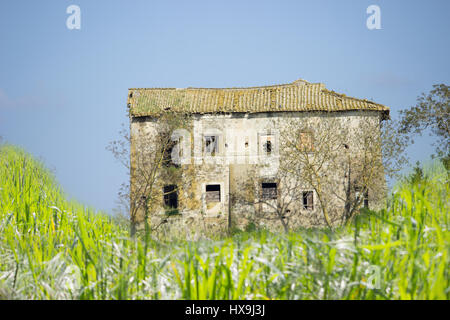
[130,110,383,235]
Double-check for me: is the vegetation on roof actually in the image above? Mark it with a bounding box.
[127,79,390,118]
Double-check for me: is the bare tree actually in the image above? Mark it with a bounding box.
[277,113,389,228]
[230,166,307,232]
[399,84,449,167]
[380,118,411,179]
[107,112,187,237]
[228,112,398,231]
[107,123,131,217]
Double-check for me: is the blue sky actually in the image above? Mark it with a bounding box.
[0,0,449,213]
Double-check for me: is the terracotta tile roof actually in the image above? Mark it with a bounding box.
[127,79,390,118]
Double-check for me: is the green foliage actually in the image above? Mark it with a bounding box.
[399,83,449,160]
[408,161,426,185]
[0,145,448,299]
[164,208,180,216]
[244,222,257,233]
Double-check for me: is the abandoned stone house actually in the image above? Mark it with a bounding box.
[127,79,390,234]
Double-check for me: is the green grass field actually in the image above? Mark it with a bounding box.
[0,145,448,299]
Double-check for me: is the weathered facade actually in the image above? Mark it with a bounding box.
[127,79,389,237]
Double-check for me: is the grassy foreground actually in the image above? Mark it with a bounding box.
[0,145,448,299]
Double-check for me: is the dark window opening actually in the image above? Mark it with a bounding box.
[260,135,274,155]
[364,194,369,208]
[355,187,369,208]
[163,185,178,209]
[263,140,272,155]
[206,184,221,202]
[162,139,176,167]
[162,138,182,167]
[178,136,183,158]
[262,182,277,200]
[204,136,219,156]
[303,191,314,210]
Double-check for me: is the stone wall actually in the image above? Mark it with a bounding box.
[130,110,385,236]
